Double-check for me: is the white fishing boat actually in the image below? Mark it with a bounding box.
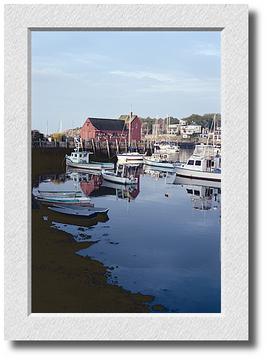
[102,164,138,185]
[175,144,221,182]
[154,143,180,154]
[65,138,114,171]
[117,152,144,164]
[144,153,175,170]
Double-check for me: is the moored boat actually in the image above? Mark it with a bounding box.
[154,142,180,154]
[66,151,114,171]
[45,207,109,227]
[37,190,83,198]
[117,152,144,164]
[144,154,175,170]
[35,195,93,206]
[48,206,109,217]
[102,164,138,185]
[53,204,109,214]
[65,138,114,171]
[175,144,221,182]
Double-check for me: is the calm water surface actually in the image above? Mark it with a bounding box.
[34,150,221,313]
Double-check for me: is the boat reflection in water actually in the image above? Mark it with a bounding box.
[174,176,221,213]
[34,160,221,313]
[143,164,176,184]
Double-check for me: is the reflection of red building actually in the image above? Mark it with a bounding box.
[80,175,102,196]
[128,184,140,200]
[80,115,141,142]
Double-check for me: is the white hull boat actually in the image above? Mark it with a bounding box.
[46,206,109,227]
[175,165,221,181]
[35,195,92,206]
[117,152,144,164]
[102,170,138,185]
[66,158,114,171]
[54,204,108,213]
[144,157,175,170]
[37,190,83,198]
[65,139,114,170]
[48,206,109,217]
[175,144,221,182]
[154,143,180,154]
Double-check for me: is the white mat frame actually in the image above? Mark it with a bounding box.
[4,4,248,341]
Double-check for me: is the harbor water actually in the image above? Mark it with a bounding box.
[32,149,221,313]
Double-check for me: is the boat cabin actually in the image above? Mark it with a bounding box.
[68,150,93,164]
[183,145,221,173]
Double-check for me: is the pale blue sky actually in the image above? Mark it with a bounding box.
[32,31,221,133]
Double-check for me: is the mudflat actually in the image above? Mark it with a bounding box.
[32,208,153,313]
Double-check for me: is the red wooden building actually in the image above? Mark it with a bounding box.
[80,115,141,142]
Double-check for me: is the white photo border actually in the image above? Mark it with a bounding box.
[4,4,248,341]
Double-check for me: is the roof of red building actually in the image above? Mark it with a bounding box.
[88,117,126,131]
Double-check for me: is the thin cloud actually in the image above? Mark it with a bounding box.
[32,66,84,81]
[62,52,111,65]
[138,78,220,94]
[195,43,220,57]
[110,70,175,83]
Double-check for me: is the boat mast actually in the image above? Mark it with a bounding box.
[128,111,132,149]
[46,120,49,137]
[212,114,216,147]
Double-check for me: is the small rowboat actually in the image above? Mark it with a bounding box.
[35,195,92,206]
[48,206,109,217]
[37,190,83,198]
[45,207,109,227]
[53,205,109,214]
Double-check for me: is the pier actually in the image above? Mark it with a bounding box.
[32,138,198,157]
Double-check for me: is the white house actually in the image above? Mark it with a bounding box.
[180,125,202,137]
[168,124,180,135]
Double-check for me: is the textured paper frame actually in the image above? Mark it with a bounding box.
[4,4,248,341]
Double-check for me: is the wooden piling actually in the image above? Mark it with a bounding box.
[106,139,110,158]
[91,139,96,154]
[115,139,119,153]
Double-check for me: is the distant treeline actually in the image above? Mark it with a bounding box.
[140,113,221,133]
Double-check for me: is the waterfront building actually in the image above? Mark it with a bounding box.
[80,114,141,142]
[180,125,202,138]
[168,124,180,135]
